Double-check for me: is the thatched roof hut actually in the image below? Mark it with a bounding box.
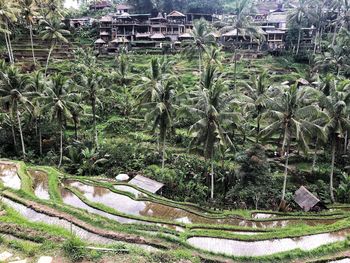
[94,38,106,44]
[150,33,166,40]
[294,186,320,212]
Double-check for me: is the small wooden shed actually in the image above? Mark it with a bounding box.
[128,175,164,194]
[294,186,321,212]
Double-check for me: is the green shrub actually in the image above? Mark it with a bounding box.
[62,237,87,262]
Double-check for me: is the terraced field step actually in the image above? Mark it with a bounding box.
[0,251,53,263]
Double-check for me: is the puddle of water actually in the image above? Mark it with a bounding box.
[28,169,50,200]
[187,229,350,257]
[0,163,21,190]
[65,180,338,228]
[114,185,146,198]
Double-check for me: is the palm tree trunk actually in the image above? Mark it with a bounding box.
[29,24,36,65]
[330,138,336,203]
[281,144,290,201]
[198,49,202,74]
[313,29,319,55]
[39,127,42,156]
[3,32,12,63]
[312,138,318,171]
[256,114,261,143]
[74,119,78,140]
[296,29,301,55]
[332,23,338,48]
[5,22,14,63]
[92,100,98,148]
[210,157,214,200]
[45,45,55,76]
[344,131,348,154]
[58,126,63,168]
[11,122,17,150]
[16,110,26,159]
[161,134,166,169]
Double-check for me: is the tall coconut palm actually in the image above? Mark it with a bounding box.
[288,0,310,55]
[183,18,216,74]
[143,77,177,169]
[216,0,265,85]
[26,71,46,155]
[39,18,70,75]
[41,74,79,167]
[138,57,173,104]
[319,81,350,202]
[238,71,269,142]
[0,0,20,63]
[0,65,32,159]
[187,63,239,199]
[20,0,38,65]
[74,70,106,148]
[261,84,327,203]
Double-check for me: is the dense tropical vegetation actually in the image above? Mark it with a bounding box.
[0,0,350,262]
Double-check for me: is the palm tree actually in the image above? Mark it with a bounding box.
[288,0,310,55]
[75,70,105,148]
[216,0,265,85]
[41,74,79,167]
[183,18,216,74]
[261,84,326,203]
[0,65,32,158]
[20,0,38,65]
[319,81,350,202]
[26,71,46,155]
[238,71,269,142]
[39,18,70,75]
[186,64,239,199]
[143,77,177,169]
[0,0,20,63]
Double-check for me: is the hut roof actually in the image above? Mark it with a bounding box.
[150,12,166,20]
[136,33,151,38]
[94,38,106,44]
[167,11,186,17]
[128,175,164,193]
[111,37,129,43]
[294,186,320,212]
[179,32,193,39]
[100,31,110,36]
[150,33,166,39]
[100,15,112,22]
[119,12,131,19]
[116,4,133,10]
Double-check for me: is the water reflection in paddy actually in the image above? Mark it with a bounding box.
[114,185,146,197]
[188,229,350,256]
[61,187,145,224]
[0,163,21,190]
[29,169,50,200]
[65,180,337,227]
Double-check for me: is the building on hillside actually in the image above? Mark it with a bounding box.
[89,0,112,10]
[116,4,133,14]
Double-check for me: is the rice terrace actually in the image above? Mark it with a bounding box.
[0,0,350,262]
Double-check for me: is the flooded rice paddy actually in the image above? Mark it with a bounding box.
[188,229,350,256]
[28,169,50,200]
[0,163,21,190]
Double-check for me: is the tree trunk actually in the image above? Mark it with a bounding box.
[281,144,290,201]
[45,45,55,76]
[74,119,78,140]
[3,32,12,63]
[5,23,14,63]
[29,24,36,65]
[198,49,202,74]
[58,126,63,168]
[344,131,348,154]
[161,134,166,169]
[312,138,318,171]
[330,139,336,203]
[256,114,261,143]
[296,28,301,55]
[332,23,338,48]
[16,110,26,159]
[11,122,17,150]
[210,158,214,200]
[313,29,319,55]
[92,100,98,148]
[39,127,42,156]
